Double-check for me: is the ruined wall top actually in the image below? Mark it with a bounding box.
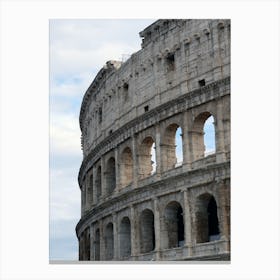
[79,19,230,157]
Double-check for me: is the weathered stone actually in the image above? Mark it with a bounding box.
[76,19,230,261]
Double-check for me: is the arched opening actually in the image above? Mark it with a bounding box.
[204,116,216,156]
[106,157,116,195]
[119,217,131,258]
[120,147,133,187]
[192,112,216,160]
[195,194,220,243]
[162,124,183,171]
[139,209,155,253]
[164,201,185,248]
[96,166,102,200]
[138,137,156,179]
[105,222,114,260]
[94,229,100,261]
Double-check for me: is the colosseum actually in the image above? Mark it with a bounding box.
[76,19,230,261]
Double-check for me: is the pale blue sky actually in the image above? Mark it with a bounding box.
[49,19,215,261]
[49,19,155,261]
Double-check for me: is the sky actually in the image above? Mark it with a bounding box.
[49,19,215,261]
[49,19,156,261]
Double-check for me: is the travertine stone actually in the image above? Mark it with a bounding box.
[76,19,230,261]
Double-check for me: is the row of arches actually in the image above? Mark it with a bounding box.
[84,113,216,206]
[83,193,220,261]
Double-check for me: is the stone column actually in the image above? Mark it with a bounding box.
[112,213,119,260]
[81,185,84,216]
[132,134,138,188]
[90,224,94,260]
[153,197,161,260]
[183,190,193,256]
[182,111,192,171]
[92,166,97,205]
[114,149,120,192]
[218,181,230,242]
[99,219,105,260]
[215,101,226,163]
[155,124,162,178]
[101,156,106,197]
[130,205,139,258]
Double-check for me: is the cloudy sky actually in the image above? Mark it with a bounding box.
[49,19,216,261]
[49,19,156,261]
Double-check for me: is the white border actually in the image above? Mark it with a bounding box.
[1,0,279,279]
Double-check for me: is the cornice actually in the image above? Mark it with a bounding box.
[78,76,230,186]
[76,160,230,235]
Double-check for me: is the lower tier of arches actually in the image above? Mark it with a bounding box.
[77,168,230,261]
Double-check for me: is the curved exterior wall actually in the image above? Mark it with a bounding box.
[76,19,230,261]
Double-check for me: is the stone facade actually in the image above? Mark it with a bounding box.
[76,19,230,261]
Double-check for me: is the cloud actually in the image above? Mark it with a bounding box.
[49,19,155,261]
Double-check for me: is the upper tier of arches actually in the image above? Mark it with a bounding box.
[80,19,230,157]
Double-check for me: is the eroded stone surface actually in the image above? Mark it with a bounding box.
[76,19,231,261]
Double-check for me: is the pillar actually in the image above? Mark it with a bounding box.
[153,197,161,260]
[99,219,105,260]
[183,190,194,256]
[113,213,119,260]
[155,124,162,177]
[182,111,193,171]
[114,149,121,192]
[215,101,226,163]
[101,156,105,197]
[130,205,139,258]
[90,224,94,260]
[132,134,138,188]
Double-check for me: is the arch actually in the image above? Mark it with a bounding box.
[120,147,133,187]
[96,166,102,200]
[94,228,100,260]
[195,193,220,243]
[119,216,131,258]
[139,209,155,253]
[162,201,184,249]
[162,123,183,171]
[106,157,116,195]
[105,222,114,260]
[138,137,156,179]
[192,112,216,160]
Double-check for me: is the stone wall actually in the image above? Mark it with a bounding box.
[76,19,230,261]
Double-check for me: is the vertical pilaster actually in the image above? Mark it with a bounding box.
[114,149,120,192]
[215,101,226,163]
[155,124,162,177]
[92,166,97,205]
[153,197,161,260]
[99,219,105,260]
[132,134,138,188]
[130,205,138,258]
[101,156,106,197]
[182,111,192,171]
[90,224,94,260]
[183,190,193,256]
[113,213,119,260]
[218,181,230,242]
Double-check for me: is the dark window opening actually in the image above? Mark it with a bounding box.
[177,207,184,246]
[98,107,102,123]
[123,83,129,102]
[166,53,175,71]
[198,79,206,87]
[144,105,149,112]
[109,129,113,135]
[208,197,220,240]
